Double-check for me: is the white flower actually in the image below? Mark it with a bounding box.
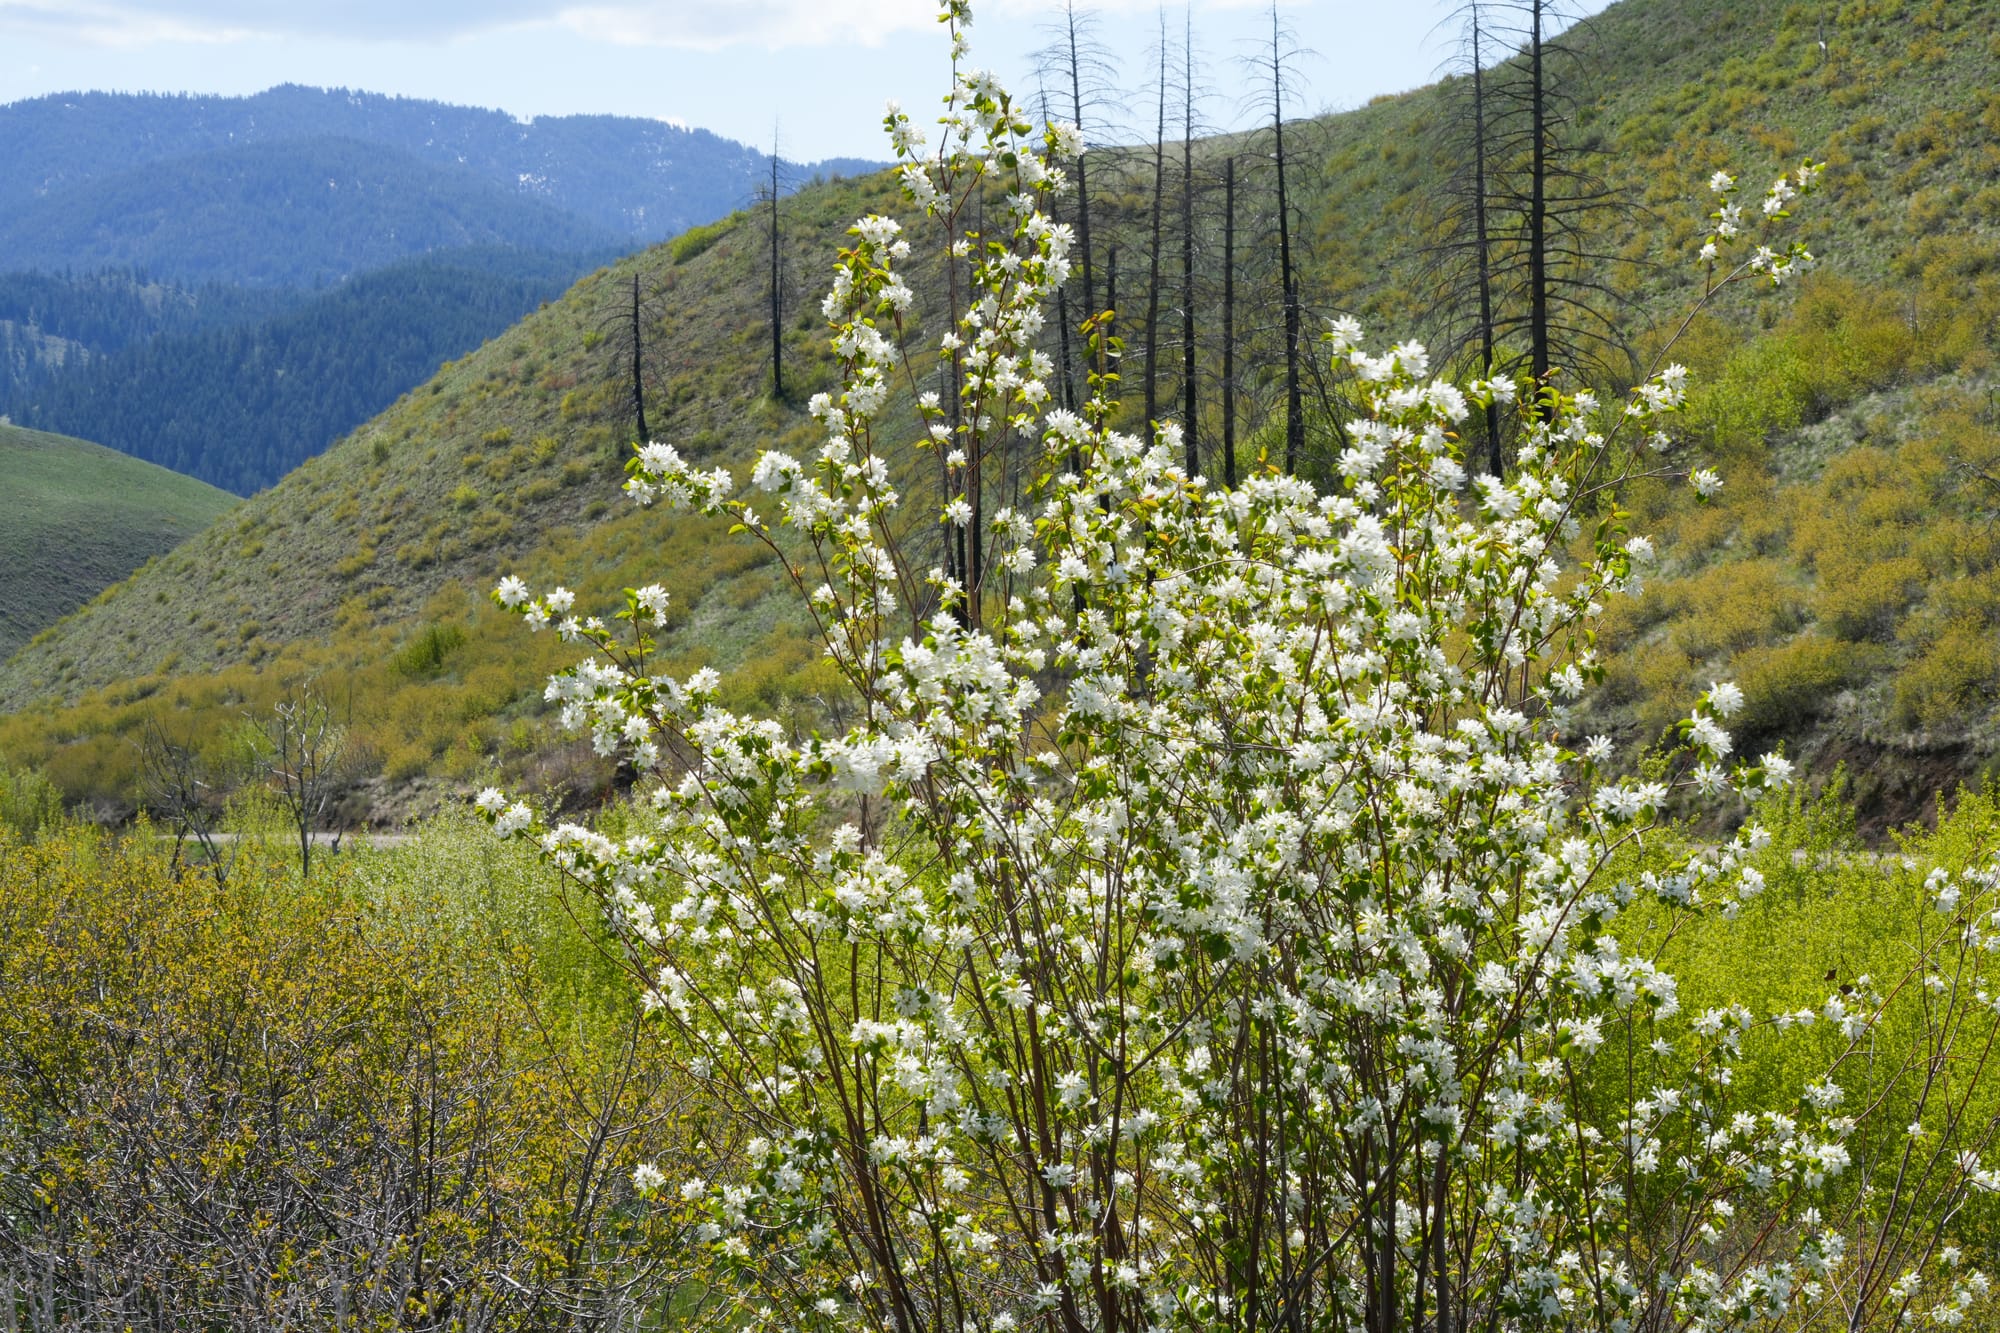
[1690,468,1724,498]
[1706,681,1744,718]
[1565,1016,1604,1055]
[1688,714,1732,758]
[495,574,530,607]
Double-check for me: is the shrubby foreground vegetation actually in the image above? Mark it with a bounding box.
[5,781,1999,1328]
[8,4,2000,1331]
[0,809,697,1328]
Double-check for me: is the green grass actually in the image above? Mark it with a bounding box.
[0,423,235,661]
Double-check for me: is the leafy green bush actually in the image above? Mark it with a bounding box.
[1894,617,2000,727]
[669,213,740,265]
[0,761,61,838]
[390,620,469,678]
[1734,633,1880,737]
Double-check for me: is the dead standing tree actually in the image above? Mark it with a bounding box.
[1491,0,1635,384]
[138,716,238,887]
[1141,10,1170,432]
[249,680,346,879]
[1425,0,1633,444]
[1220,153,1238,486]
[1249,5,1310,475]
[1177,5,1211,478]
[1036,3,1121,416]
[1422,0,1509,473]
[761,127,792,401]
[594,271,670,449]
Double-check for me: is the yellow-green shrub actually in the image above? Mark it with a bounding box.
[1733,633,1881,737]
[0,820,695,1327]
[1893,617,2000,728]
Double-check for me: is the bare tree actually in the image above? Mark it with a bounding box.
[1420,0,1631,474]
[1452,2,1631,390]
[248,680,346,879]
[1142,10,1170,431]
[1036,3,1119,410]
[762,124,790,401]
[1221,154,1238,487]
[594,271,668,447]
[1250,5,1309,475]
[137,715,237,887]
[1179,4,1206,477]
[1430,0,1508,472]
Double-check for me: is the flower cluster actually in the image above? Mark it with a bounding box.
[1699,161,1825,288]
[476,8,1996,1333]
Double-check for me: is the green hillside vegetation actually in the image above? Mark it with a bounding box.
[0,423,236,660]
[4,0,1999,829]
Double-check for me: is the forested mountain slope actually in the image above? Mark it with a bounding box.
[3,0,1997,831]
[0,425,236,660]
[0,137,617,287]
[3,247,607,493]
[0,269,293,387]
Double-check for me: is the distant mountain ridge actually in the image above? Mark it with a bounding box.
[0,82,880,485]
[0,135,618,287]
[0,85,882,247]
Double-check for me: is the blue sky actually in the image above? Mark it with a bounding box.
[0,1,1612,162]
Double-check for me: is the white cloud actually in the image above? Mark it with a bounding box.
[0,0,258,46]
[0,0,549,44]
[0,0,972,48]
[556,0,938,50]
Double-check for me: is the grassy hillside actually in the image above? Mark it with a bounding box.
[4,0,1999,828]
[0,424,236,659]
[0,176,896,808]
